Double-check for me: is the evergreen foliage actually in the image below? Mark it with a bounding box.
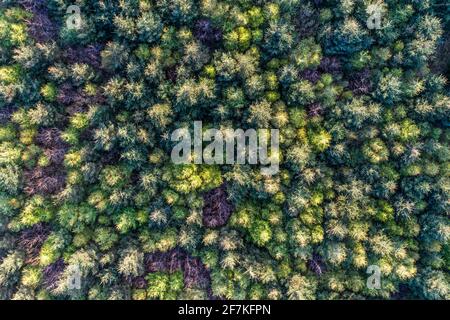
[0,0,448,300]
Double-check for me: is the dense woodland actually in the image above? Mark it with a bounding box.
[0,0,449,300]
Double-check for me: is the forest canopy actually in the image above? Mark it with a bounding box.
[0,0,449,300]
